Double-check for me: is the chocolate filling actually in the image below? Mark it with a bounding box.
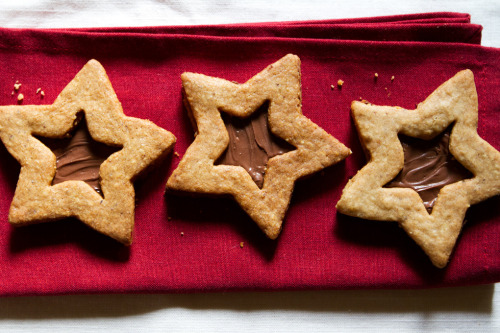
[40,116,121,196]
[216,102,295,188]
[385,127,472,213]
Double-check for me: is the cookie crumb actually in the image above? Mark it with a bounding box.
[40,91,45,98]
[17,93,24,103]
[36,88,41,94]
[337,79,344,88]
[374,73,379,79]
[167,216,172,221]
[14,82,21,91]
[174,151,180,157]
[359,97,363,101]
[240,242,244,248]
[180,232,184,236]
[391,75,395,82]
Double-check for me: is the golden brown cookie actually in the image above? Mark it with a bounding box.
[0,60,176,245]
[167,54,351,239]
[336,70,500,268]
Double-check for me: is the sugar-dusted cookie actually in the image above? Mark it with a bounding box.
[167,54,351,239]
[0,60,176,245]
[336,70,500,268]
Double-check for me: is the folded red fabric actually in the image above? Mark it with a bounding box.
[60,12,481,44]
[0,13,498,296]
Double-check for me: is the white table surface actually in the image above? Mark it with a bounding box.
[0,1,498,332]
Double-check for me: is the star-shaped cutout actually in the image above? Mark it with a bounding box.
[167,54,351,239]
[0,60,176,245]
[336,70,500,268]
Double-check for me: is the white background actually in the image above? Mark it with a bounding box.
[0,1,498,332]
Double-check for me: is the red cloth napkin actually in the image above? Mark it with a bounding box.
[0,12,498,296]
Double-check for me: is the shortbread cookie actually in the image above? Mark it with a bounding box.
[167,54,351,239]
[336,70,500,268]
[0,60,176,245]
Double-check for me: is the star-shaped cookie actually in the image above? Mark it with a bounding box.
[336,70,500,268]
[167,54,351,239]
[0,60,176,245]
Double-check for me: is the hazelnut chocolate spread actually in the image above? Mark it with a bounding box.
[216,103,294,188]
[41,118,120,196]
[385,128,472,213]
